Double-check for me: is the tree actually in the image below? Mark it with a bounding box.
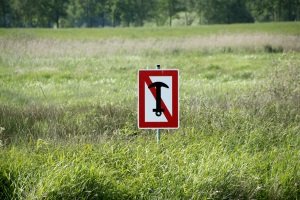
[134,0,155,26]
[66,0,107,27]
[119,0,134,26]
[182,0,197,25]
[166,0,183,26]
[10,0,40,27]
[0,0,298,27]
[0,0,11,27]
[280,0,299,21]
[246,0,300,22]
[199,0,253,24]
[97,0,111,27]
[153,0,183,26]
[47,0,69,28]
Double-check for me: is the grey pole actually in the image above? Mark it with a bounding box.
[156,64,161,144]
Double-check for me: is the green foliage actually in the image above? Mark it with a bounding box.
[199,0,254,24]
[264,44,284,53]
[0,0,299,27]
[0,25,299,198]
[247,0,300,22]
[0,170,14,199]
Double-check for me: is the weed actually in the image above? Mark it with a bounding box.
[0,127,5,147]
[264,44,284,53]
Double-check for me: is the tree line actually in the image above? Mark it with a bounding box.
[0,0,299,28]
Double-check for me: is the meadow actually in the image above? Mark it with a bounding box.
[0,22,299,199]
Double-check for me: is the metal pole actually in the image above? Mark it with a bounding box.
[156,129,160,144]
[156,64,161,144]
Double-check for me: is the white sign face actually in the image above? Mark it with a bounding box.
[138,70,179,129]
[145,76,172,122]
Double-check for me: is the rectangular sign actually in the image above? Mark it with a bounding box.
[138,69,179,129]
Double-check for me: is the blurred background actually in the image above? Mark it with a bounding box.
[0,0,299,28]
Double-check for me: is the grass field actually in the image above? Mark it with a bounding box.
[0,22,299,199]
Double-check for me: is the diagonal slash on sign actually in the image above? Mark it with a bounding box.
[144,76,173,121]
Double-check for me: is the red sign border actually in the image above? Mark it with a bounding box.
[138,69,179,129]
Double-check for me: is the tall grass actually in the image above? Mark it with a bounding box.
[0,24,300,199]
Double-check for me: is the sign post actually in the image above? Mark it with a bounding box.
[156,64,161,144]
[138,65,179,143]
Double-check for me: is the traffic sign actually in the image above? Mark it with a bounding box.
[138,69,179,129]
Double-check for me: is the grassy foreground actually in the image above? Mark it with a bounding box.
[0,22,300,199]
